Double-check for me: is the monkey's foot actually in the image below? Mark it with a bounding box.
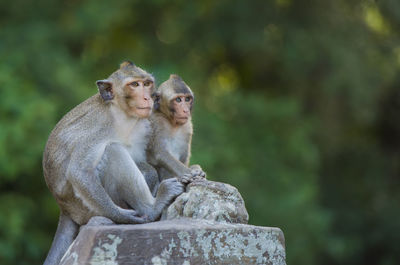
[159,178,185,199]
[87,216,114,226]
[118,208,150,224]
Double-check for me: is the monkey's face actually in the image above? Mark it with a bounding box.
[120,78,154,118]
[170,94,193,126]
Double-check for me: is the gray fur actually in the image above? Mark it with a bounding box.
[146,75,205,193]
[43,65,183,265]
[170,75,192,95]
[138,162,160,197]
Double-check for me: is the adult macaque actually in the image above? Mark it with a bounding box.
[146,74,205,194]
[42,62,184,265]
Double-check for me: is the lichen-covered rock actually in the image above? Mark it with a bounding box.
[60,219,286,265]
[161,179,249,224]
[59,181,285,264]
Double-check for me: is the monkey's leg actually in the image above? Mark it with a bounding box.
[43,212,78,265]
[102,143,157,217]
[103,143,184,221]
[65,152,148,225]
[137,162,160,197]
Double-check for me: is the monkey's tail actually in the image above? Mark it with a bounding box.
[43,213,79,265]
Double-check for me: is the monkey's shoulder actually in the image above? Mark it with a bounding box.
[49,95,107,137]
[58,94,104,122]
[149,112,168,126]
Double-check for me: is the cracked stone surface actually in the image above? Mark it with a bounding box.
[60,219,286,265]
[60,180,285,265]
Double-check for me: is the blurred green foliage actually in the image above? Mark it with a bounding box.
[0,0,399,264]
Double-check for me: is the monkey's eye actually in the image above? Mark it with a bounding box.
[176,97,182,103]
[144,80,152,87]
[185,97,191,102]
[130,81,139,87]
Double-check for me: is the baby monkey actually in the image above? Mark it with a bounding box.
[146,74,205,194]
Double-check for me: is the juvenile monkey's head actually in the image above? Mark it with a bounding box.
[96,61,155,118]
[153,74,194,126]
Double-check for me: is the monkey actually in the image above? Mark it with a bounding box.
[42,62,185,265]
[137,161,160,196]
[145,74,206,195]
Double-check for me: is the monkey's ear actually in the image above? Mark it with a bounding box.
[152,92,161,110]
[96,80,114,101]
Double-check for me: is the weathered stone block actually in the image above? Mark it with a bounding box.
[60,219,286,265]
[162,180,249,224]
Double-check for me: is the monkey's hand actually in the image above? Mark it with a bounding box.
[189,164,206,179]
[180,173,192,184]
[116,208,149,224]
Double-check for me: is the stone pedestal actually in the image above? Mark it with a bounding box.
[60,219,286,265]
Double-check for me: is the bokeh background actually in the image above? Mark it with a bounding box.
[1,0,399,264]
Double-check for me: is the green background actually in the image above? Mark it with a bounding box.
[0,0,399,264]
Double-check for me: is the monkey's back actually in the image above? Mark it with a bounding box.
[43,94,112,201]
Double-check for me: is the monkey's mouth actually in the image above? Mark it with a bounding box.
[175,116,189,120]
[136,107,152,110]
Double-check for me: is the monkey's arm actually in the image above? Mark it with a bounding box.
[149,141,205,180]
[153,150,192,179]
